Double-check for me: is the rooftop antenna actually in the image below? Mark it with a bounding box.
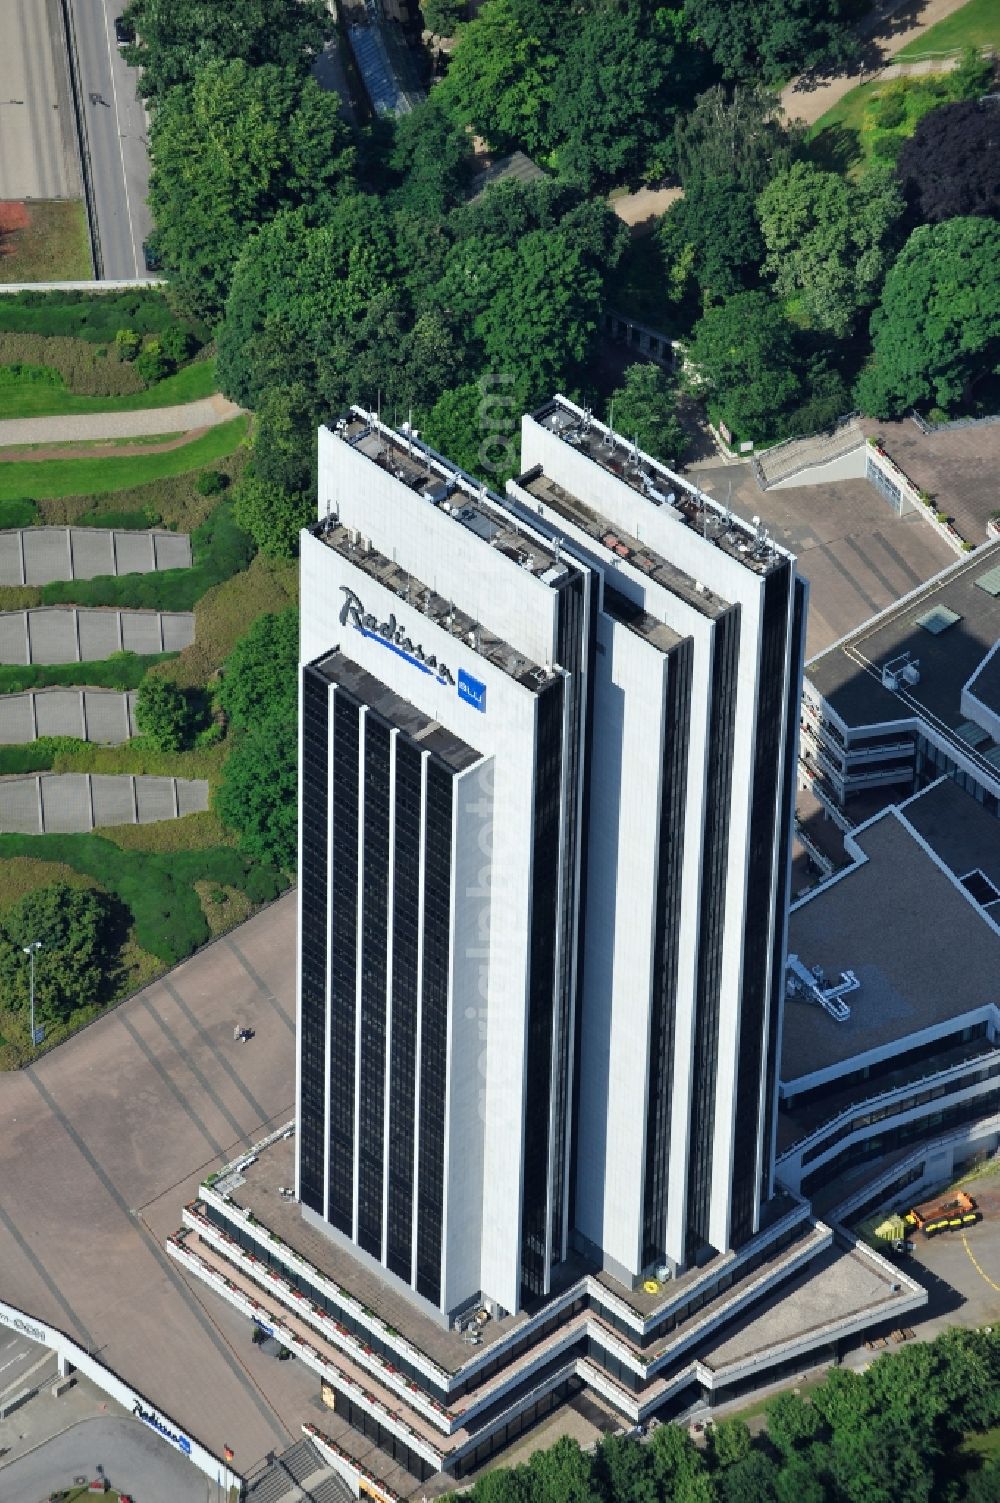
[407,406,414,457]
[377,389,381,427]
[423,589,431,613]
[602,401,615,448]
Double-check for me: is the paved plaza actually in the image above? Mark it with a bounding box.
[689,463,953,658]
[0,891,313,1477]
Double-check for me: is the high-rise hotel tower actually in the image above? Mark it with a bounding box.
[297,399,806,1324]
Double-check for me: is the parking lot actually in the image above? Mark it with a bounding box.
[903,1170,1000,1339]
[0,891,316,1478]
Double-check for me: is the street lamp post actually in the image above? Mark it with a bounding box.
[22,941,41,1051]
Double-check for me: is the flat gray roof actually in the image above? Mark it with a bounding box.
[310,651,483,773]
[967,643,1000,719]
[781,808,1000,1083]
[806,543,1000,747]
[900,777,1000,897]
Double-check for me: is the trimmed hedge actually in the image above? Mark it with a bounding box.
[0,832,281,964]
[0,737,83,774]
[41,499,255,611]
[0,289,202,344]
[0,499,39,528]
[0,651,176,694]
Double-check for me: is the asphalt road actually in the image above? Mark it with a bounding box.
[68,0,152,279]
[0,0,80,200]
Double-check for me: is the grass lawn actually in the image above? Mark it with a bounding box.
[0,201,92,284]
[0,415,247,500]
[895,0,1000,58]
[964,1425,1000,1463]
[808,68,970,175]
[0,358,218,418]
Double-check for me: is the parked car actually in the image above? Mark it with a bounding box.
[142,240,161,273]
[114,15,134,44]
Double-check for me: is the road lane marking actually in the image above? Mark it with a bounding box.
[962,1233,1000,1294]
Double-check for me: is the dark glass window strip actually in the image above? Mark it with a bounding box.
[730,565,790,1246]
[686,606,740,1257]
[642,637,693,1267]
[760,576,805,1203]
[416,759,453,1308]
[387,740,422,1283]
[327,1384,436,1483]
[329,693,360,1235]
[550,573,587,1268]
[800,1085,1000,1198]
[569,573,599,1238]
[520,678,566,1302]
[299,667,329,1214]
[358,718,391,1260]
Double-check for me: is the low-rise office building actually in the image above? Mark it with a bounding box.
[777,789,1000,1217]
[800,542,1000,825]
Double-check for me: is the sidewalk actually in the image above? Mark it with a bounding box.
[780,0,976,127]
[0,393,242,448]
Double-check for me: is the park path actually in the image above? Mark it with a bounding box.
[780,0,978,127]
[0,392,242,449]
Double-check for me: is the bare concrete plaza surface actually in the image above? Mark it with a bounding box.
[688,462,953,658]
[0,890,315,1475]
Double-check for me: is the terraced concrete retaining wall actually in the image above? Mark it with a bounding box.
[0,528,191,586]
[0,607,194,663]
[0,774,209,832]
[1,687,137,743]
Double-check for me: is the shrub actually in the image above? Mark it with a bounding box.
[0,498,39,528]
[219,608,298,730]
[874,91,906,129]
[136,343,168,385]
[0,833,281,965]
[0,333,144,396]
[196,469,227,496]
[0,882,120,1022]
[41,499,255,611]
[872,133,904,162]
[159,324,195,366]
[135,677,193,750]
[115,328,141,361]
[0,650,176,695]
[0,289,207,345]
[0,738,83,775]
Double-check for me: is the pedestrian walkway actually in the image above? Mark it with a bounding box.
[781,0,977,127]
[0,527,190,586]
[0,686,137,743]
[0,393,242,448]
[0,607,194,664]
[0,773,209,832]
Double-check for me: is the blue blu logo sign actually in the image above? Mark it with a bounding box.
[458,670,487,713]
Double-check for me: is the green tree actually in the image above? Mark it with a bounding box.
[716,1451,779,1503]
[773,1452,830,1503]
[390,98,475,219]
[547,3,693,189]
[707,1418,753,1470]
[656,175,764,307]
[435,0,559,156]
[683,0,857,83]
[422,0,465,36]
[526,1437,602,1503]
[595,1434,657,1503]
[765,1392,823,1456]
[674,85,796,195]
[685,291,801,440]
[216,725,297,869]
[232,472,314,561]
[649,1422,713,1495]
[758,162,904,335]
[148,60,354,320]
[219,608,299,731]
[135,676,192,751]
[0,884,117,1024]
[121,0,330,103]
[854,216,1000,417]
[607,363,688,465]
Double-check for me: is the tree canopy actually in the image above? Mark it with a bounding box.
[682,0,858,83]
[219,607,299,729]
[758,162,904,336]
[686,290,801,440]
[148,60,355,321]
[135,675,194,750]
[607,363,688,465]
[673,85,798,195]
[0,884,118,1024]
[855,216,1000,418]
[121,0,330,103]
[896,100,1000,226]
[657,175,764,309]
